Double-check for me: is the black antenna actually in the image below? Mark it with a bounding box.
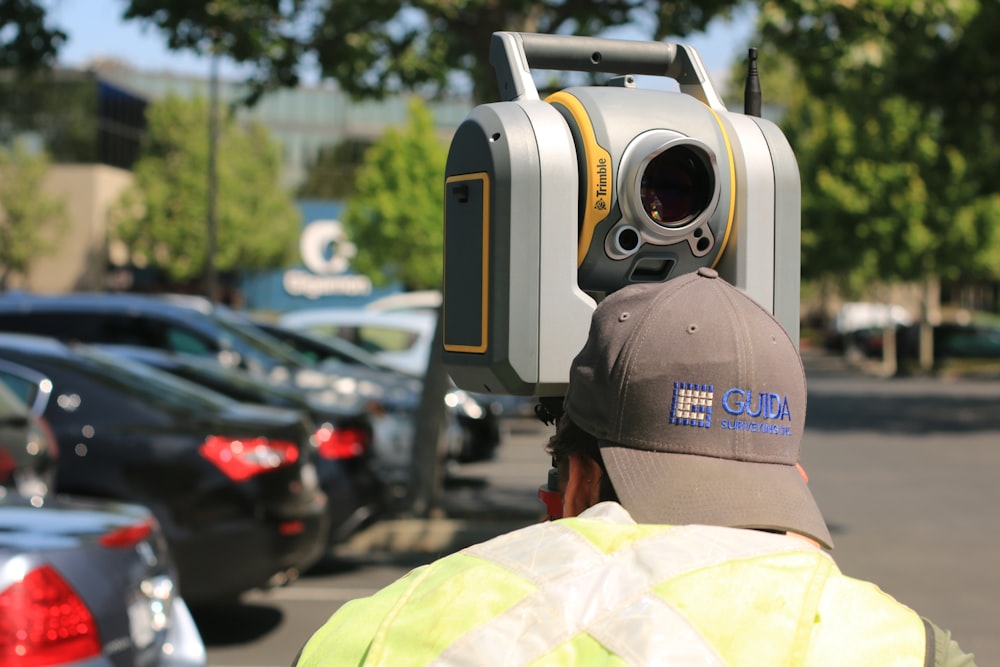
[744,47,761,117]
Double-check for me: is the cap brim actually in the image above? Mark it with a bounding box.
[600,443,834,550]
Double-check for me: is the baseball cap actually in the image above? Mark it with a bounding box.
[563,267,832,549]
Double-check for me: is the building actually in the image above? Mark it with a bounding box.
[0,62,470,295]
[94,61,470,190]
[0,69,147,292]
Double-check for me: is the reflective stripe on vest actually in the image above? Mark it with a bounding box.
[435,517,809,666]
[297,503,927,666]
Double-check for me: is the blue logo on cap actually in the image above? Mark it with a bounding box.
[670,382,713,428]
[720,388,793,436]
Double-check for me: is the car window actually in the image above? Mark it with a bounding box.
[0,312,97,339]
[207,313,311,368]
[164,326,216,355]
[0,371,38,409]
[0,378,27,419]
[301,324,355,345]
[355,325,419,354]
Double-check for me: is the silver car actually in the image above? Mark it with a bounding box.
[0,494,205,667]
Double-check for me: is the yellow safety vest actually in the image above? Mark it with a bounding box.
[297,502,927,666]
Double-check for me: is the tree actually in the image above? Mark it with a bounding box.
[0,0,65,70]
[119,0,745,103]
[297,138,372,200]
[110,94,300,289]
[750,1,1000,283]
[341,98,447,291]
[751,1,1000,368]
[0,141,67,289]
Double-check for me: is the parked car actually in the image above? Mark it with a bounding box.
[0,334,329,606]
[279,307,436,377]
[898,321,1000,362]
[0,369,58,500]
[253,320,501,464]
[0,292,421,491]
[95,344,386,544]
[276,305,538,421]
[0,493,206,666]
[0,292,311,386]
[364,290,442,315]
[823,301,914,353]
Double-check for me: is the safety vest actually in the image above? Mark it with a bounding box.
[297,502,927,666]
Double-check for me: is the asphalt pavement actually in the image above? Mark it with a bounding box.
[295,348,998,664]
[335,347,870,561]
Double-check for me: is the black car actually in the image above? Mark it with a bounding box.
[0,368,58,500]
[0,291,307,383]
[95,344,385,546]
[0,333,329,606]
[253,320,502,464]
[0,494,206,666]
[0,292,442,492]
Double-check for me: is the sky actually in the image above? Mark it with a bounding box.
[48,0,757,86]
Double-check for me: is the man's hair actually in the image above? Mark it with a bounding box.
[545,414,619,503]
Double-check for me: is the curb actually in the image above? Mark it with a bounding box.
[335,517,538,559]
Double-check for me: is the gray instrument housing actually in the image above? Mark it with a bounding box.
[443,32,800,398]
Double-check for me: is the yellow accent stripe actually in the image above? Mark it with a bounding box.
[707,108,736,268]
[443,172,490,354]
[545,91,613,267]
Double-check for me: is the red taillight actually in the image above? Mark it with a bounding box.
[98,517,153,548]
[34,416,59,462]
[0,565,101,667]
[0,447,15,483]
[315,425,369,460]
[199,435,300,482]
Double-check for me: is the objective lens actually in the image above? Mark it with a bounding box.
[639,146,712,227]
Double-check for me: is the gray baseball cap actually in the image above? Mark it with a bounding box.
[564,267,832,549]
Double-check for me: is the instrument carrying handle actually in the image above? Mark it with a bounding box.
[489,31,727,110]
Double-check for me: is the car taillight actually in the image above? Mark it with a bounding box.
[32,416,59,462]
[199,435,300,481]
[98,517,154,548]
[0,565,101,667]
[0,447,15,484]
[315,425,369,460]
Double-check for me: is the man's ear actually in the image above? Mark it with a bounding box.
[563,454,605,518]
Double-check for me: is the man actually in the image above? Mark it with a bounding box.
[295,267,975,666]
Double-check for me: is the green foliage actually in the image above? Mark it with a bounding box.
[297,138,372,200]
[753,0,1000,289]
[341,98,447,290]
[110,94,300,285]
[0,0,65,70]
[119,0,744,103]
[0,141,67,288]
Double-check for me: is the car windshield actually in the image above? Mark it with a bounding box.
[208,311,313,368]
[73,345,238,411]
[265,325,391,372]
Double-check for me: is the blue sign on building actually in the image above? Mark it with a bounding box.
[240,199,401,313]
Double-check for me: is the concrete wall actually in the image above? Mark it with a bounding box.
[22,164,133,293]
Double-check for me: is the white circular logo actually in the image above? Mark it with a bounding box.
[299,220,357,275]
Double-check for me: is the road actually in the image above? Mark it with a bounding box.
[197,351,1000,666]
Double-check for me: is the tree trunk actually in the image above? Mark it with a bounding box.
[882,325,897,377]
[919,275,941,371]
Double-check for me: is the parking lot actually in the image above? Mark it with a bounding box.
[196,351,1000,665]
